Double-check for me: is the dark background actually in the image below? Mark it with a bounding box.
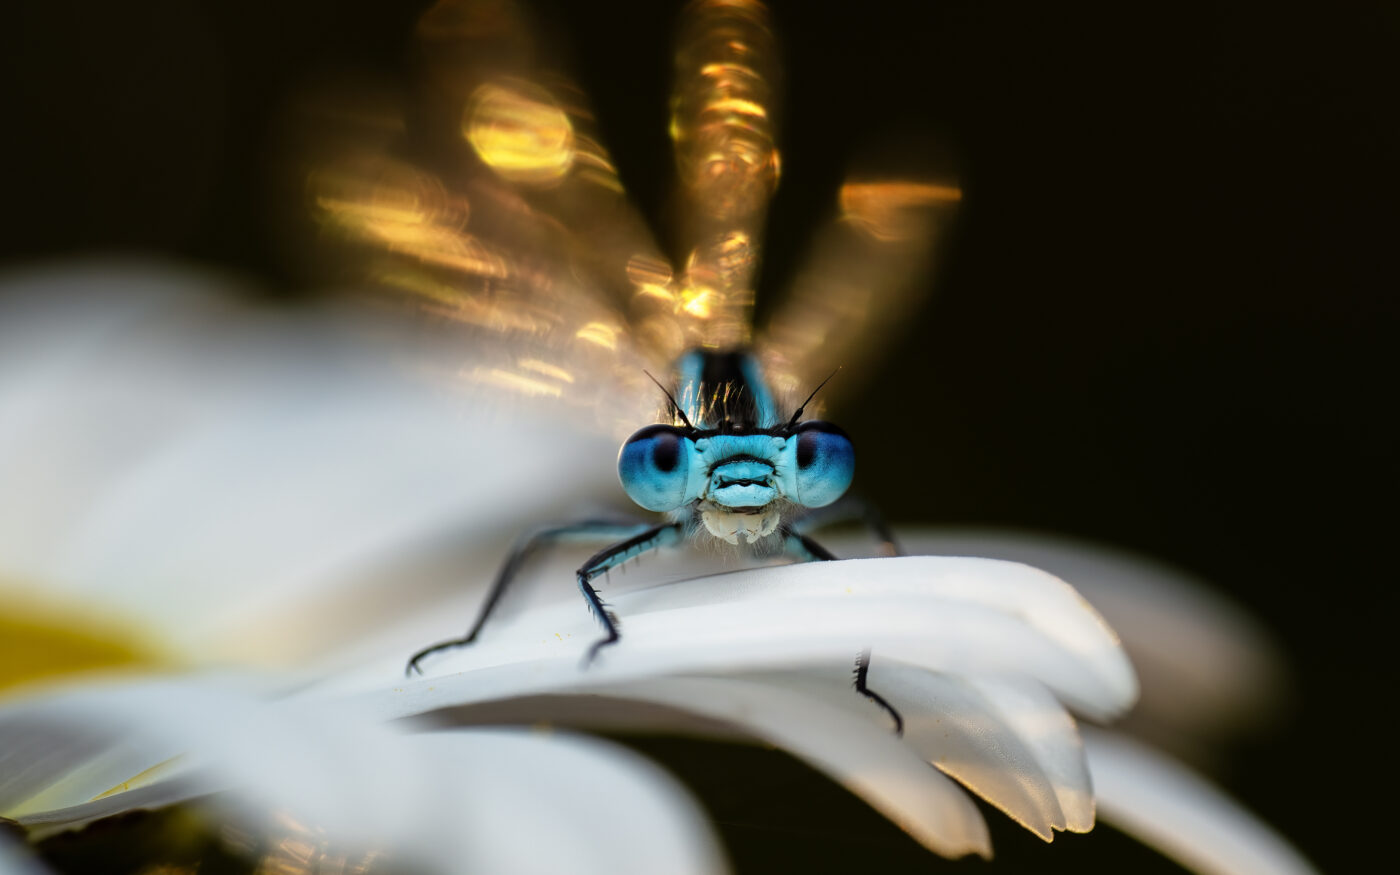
[4,1,1393,871]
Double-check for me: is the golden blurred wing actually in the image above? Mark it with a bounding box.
[293,0,941,432]
[666,0,781,350]
[756,175,961,408]
[294,0,683,436]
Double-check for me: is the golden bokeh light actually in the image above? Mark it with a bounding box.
[840,180,963,242]
[469,367,565,398]
[465,80,576,184]
[575,321,619,350]
[570,132,626,193]
[680,284,714,318]
[517,358,576,383]
[312,160,465,241]
[671,4,779,221]
[625,252,675,294]
[670,0,779,348]
[306,155,523,280]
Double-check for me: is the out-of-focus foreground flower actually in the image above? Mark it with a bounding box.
[0,262,1315,873]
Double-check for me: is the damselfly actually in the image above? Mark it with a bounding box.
[302,0,958,727]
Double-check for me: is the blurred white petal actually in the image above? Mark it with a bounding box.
[1084,728,1317,875]
[899,529,1285,744]
[0,832,47,875]
[567,677,991,860]
[10,783,205,843]
[0,259,612,671]
[1,677,728,874]
[889,668,1091,839]
[413,729,727,875]
[718,663,1091,842]
[4,551,1130,861]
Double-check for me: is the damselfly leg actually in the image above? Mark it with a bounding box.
[782,506,907,736]
[406,520,682,675]
[574,522,685,664]
[855,648,904,737]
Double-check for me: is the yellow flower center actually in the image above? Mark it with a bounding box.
[0,584,174,698]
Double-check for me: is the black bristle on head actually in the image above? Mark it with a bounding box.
[786,367,841,428]
[644,370,693,429]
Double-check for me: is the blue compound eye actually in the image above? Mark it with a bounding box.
[618,425,692,511]
[792,421,854,507]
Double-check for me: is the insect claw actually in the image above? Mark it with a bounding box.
[580,632,620,668]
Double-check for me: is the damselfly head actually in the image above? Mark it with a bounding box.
[619,350,854,540]
[616,412,854,530]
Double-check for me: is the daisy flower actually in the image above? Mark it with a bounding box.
[0,261,1314,874]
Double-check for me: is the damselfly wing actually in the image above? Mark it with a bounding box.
[295,0,958,702]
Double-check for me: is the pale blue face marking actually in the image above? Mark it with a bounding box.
[618,352,854,520]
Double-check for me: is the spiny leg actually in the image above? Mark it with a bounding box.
[854,648,904,737]
[576,522,685,666]
[782,525,905,735]
[406,519,658,675]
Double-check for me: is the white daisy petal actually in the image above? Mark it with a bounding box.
[0,263,240,588]
[618,556,1136,718]
[341,652,1087,855]
[0,831,48,875]
[568,676,992,860]
[350,673,990,858]
[11,781,208,842]
[958,674,1094,834]
[1,677,284,820]
[881,667,1069,841]
[1083,727,1317,875]
[731,664,1089,842]
[0,260,612,669]
[898,529,1285,739]
[1,677,727,874]
[358,557,1135,723]
[409,729,728,875]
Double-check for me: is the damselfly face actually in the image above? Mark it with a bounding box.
[295,0,959,528]
[619,349,854,544]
